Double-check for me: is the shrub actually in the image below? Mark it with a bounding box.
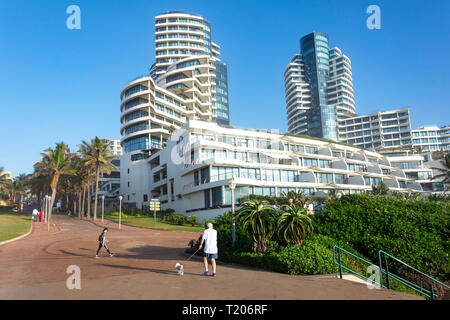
[110,211,128,219]
[188,214,198,226]
[313,194,450,281]
[176,214,187,225]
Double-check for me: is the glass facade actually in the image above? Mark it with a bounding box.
[301,32,338,141]
[214,61,230,125]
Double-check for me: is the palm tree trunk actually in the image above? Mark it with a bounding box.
[87,183,91,219]
[49,173,60,226]
[72,193,76,215]
[81,186,86,218]
[78,191,82,218]
[93,170,100,220]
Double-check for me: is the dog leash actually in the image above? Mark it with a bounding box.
[185,248,201,262]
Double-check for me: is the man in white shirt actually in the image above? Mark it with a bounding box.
[199,222,218,277]
[32,209,38,221]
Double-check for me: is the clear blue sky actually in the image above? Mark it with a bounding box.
[1,0,449,177]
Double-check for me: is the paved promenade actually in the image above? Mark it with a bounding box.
[0,214,421,300]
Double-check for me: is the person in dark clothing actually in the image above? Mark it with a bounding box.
[96,228,114,258]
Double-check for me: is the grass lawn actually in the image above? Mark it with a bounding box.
[104,213,205,233]
[0,207,32,242]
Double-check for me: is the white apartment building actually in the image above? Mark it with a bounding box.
[411,125,449,152]
[107,140,123,156]
[121,120,426,220]
[377,148,445,193]
[338,108,412,150]
[120,12,230,201]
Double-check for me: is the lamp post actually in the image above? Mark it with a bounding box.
[43,195,47,223]
[118,195,123,230]
[228,178,236,247]
[46,195,51,231]
[101,195,105,223]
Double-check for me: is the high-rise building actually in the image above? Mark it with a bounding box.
[338,108,412,150]
[284,32,354,141]
[411,125,449,152]
[150,12,229,125]
[120,12,229,202]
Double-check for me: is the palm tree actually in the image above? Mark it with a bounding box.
[78,137,117,220]
[13,174,29,212]
[237,199,278,253]
[277,205,313,246]
[285,190,309,208]
[39,142,74,224]
[0,167,12,201]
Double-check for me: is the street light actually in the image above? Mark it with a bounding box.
[46,195,51,231]
[101,195,105,223]
[118,195,123,230]
[228,178,236,247]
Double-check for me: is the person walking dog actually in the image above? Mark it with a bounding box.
[96,228,114,258]
[199,222,218,277]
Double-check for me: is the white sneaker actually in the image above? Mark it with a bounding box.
[95,255,99,259]
[110,253,114,257]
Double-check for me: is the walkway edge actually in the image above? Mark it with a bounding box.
[0,221,33,247]
[82,216,203,234]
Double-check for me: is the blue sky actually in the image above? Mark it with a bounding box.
[1,0,449,177]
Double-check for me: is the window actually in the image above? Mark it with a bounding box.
[348,163,367,172]
[305,146,318,154]
[211,166,239,181]
[319,159,332,168]
[318,173,333,184]
[211,187,222,207]
[241,168,260,180]
[143,194,148,202]
[281,170,299,182]
[262,169,281,182]
[334,174,346,184]
[303,158,318,167]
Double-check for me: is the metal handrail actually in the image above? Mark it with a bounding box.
[333,243,449,300]
[332,243,382,288]
[378,250,450,300]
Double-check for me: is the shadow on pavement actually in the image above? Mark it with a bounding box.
[112,245,187,261]
[99,263,205,277]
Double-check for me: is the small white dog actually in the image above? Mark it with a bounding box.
[175,263,184,276]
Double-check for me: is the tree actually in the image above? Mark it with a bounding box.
[237,199,278,253]
[372,182,389,195]
[284,190,310,208]
[78,137,117,220]
[0,167,12,201]
[39,142,74,224]
[12,174,29,212]
[168,125,176,135]
[277,205,313,245]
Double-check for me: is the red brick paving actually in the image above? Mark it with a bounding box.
[0,214,421,300]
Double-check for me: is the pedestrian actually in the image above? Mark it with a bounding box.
[199,222,218,277]
[32,208,38,222]
[96,228,114,258]
[38,209,43,222]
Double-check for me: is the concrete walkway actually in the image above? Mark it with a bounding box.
[0,214,421,300]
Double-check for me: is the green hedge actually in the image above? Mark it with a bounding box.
[313,194,450,281]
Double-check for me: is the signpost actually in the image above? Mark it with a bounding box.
[149,198,160,225]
